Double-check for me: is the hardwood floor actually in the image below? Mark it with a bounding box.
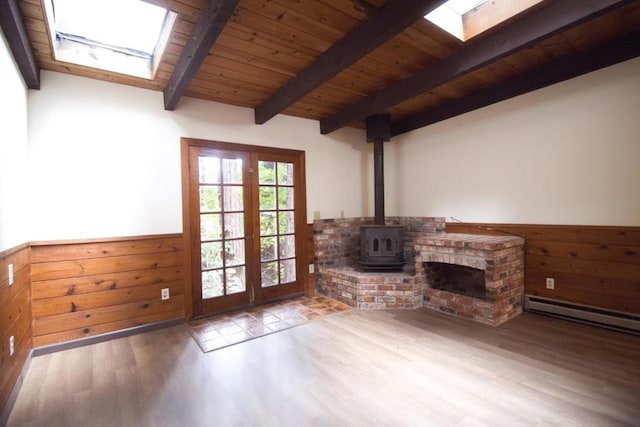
[7,309,640,426]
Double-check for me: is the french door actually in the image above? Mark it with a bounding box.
[183,139,306,318]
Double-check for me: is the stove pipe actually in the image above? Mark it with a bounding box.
[367,114,391,224]
[360,114,404,271]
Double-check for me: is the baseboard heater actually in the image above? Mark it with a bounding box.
[524,295,640,335]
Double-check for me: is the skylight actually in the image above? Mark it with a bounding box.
[43,0,177,79]
[443,0,488,15]
[426,0,543,42]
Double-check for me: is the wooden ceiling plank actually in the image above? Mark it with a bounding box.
[391,31,640,136]
[239,0,351,43]
[0,0,39,89]
[254,0,446,125]
[163,0,239,110]
[320,0,632,134]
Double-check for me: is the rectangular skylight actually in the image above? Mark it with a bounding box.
[443,0,488,15]
[44,0,177,79]
[426,0,543,42]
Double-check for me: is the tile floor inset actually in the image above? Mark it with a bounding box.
[189,295,351,352]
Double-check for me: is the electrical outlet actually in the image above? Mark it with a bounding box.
[308,264,315,274]
[9,336,15,357]
[8,264,14,286]
[161,288,170,300]
[546,277,555,290]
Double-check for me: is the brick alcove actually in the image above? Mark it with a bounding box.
[415,233,525,326]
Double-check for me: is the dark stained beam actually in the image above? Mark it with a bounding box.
[253,0,446,125]
[0,0,39,89]
[164,0,239,110]
[320,0,632,134]
[391,32,640,136]
[351,0,378,16]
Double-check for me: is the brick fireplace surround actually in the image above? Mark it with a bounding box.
[314,217,525,326]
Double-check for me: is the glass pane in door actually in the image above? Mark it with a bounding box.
[198,155,246,299]
[258,160,296,288]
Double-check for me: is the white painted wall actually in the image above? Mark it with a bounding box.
[391,57,640,226]
[27,71,368,241]
[20,56,640,243]
[0,31,29,252]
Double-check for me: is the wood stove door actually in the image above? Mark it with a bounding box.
[187,144,305,317]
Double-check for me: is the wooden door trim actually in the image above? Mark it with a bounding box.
[182,137,306,158]
[181,139,194,319]
[180,137,308,320]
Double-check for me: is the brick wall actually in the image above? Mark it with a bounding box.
[313,216,445,267]
[313,217,444,309]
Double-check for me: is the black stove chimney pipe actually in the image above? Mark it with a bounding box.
[366,114,391,225]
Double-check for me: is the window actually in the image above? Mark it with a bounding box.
[425,0,543,42]
[43,0,177,79]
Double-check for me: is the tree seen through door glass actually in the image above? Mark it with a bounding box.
[279,235,295,258]
[199,155,247,300]
[224,239,245,266]
[278,211,295,234]
[280,258,296,283]
[260,212,277,236]
[278,187,293,209]
[226,266,246,294]
[199,157,221,183]
[202,270,223,298]
[261,262,278,287]
[199,186,221,212]
[277,162,293,185]
[260,236,276,261]
[222,158,242,184]
[258,160,296,287]
[200,214,222,240]
[259,186,276,210]
[201,242,223,269]
[224,213,244,238]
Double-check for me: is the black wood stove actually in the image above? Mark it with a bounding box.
[359,114,404,271]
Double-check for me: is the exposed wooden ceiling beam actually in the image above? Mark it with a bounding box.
[253,0,447,125]
[320,0,632,135]
[164,0,239,111]
[391,32,640,136]
[0,0,39,89]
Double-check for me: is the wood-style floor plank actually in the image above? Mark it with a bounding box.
[7,309,640,426]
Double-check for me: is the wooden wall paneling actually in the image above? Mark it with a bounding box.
[446,223,640,315]
[30,251,183,282]
[30,236,182,262]
[32,296,185,341]
[0,245,32,416]
[30,234,185,347]
[30,266,183,300]
[32,309,185,348]
[305,223,315,296]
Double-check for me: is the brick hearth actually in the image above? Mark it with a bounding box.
[316,266,422,309]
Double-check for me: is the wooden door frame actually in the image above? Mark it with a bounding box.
[180,137,308,320]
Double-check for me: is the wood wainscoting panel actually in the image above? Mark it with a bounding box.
[0,244,32,416]
[446,223,640,314]
[306,223,315,296]
[30,234,185,347]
